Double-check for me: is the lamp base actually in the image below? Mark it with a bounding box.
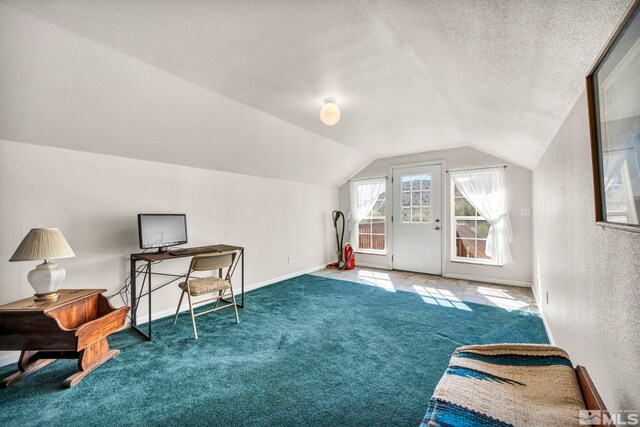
[27,261,66,301]
[34,292,60,302]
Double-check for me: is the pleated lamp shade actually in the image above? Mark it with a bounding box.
[9,228,75,262]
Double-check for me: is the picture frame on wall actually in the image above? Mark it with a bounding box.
[586,0,640,232]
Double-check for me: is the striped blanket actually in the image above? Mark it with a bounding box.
[421,344,585,427]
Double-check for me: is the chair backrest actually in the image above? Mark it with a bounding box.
[189,251,236,273]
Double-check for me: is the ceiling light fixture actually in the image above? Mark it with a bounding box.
[320,98,340,126]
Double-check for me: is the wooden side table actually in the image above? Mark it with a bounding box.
[0,289,129,388]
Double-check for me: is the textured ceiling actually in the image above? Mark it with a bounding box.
[0,0,635,178]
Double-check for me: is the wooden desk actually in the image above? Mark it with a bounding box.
[130,244,244,340]
[0,289,129,388]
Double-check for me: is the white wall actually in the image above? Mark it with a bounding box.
[339,147,533,285]
[0,139,336,363]
[0,3,343,365]
[0,3,369,187]
[533,92,640,410]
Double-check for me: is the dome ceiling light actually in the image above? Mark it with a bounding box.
[320,98,340,126]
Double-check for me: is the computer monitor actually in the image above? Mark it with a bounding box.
[138,214,188,253]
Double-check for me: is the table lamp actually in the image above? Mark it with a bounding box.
[9,228,76,301]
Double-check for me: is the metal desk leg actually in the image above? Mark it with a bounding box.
[147,261,151,339]
[130,257,137,326]
[241,248,244,308]
[130,258,152,341]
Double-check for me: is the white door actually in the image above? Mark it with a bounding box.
[392,164,442,274]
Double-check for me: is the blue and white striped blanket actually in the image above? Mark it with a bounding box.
[421,344,585,427]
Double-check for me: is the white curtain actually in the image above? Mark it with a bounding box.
[450,167,513,265]
[349,178,385,249]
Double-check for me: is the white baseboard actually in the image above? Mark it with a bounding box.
[132,263,327,325]
[443,273,531,288]
[246,263,327,291]
[0,352,19,368]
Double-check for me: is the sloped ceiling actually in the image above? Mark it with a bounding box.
[0,0,634,185]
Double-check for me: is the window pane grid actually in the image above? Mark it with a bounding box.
[401,174,432,223]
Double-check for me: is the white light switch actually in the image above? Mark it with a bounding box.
[520,208,531,217]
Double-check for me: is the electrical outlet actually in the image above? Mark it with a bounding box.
[287,256,292,264]
[546,292,549,305]
[520,208,531,217]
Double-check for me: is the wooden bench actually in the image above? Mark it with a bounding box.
[421,344,613,427]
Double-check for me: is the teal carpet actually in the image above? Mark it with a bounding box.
[0,274,548,426]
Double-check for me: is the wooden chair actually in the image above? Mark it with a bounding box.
[172,251,240,339]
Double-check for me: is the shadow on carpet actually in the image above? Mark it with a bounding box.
[0,274,548,426]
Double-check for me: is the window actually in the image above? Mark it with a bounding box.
[401,174,432,223]
[357,185,386,252]
[453,185,492,262]
[450,167,513,265]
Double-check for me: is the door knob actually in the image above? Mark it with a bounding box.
[434,226,441,231]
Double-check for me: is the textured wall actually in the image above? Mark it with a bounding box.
[0,139,336,364]
[339,147,533,286]
[533,92,640,410]
[2,0,632,169]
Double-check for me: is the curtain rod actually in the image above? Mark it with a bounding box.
[348,175,388,182]
[446,165,507,173]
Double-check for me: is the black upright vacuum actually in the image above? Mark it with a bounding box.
[327,210,355,270]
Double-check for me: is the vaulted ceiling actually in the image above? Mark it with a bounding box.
[0,0,634,185]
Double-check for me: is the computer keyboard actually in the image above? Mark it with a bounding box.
[168,245,221,255]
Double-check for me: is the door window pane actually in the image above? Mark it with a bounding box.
[422,207,431,222]
[412,177,421,190]
[421,175,431,190]
[401,174,432,223]
[401,177,411,191]
[402,192,410,207]
[402,208,411,222]
[421,192,431,206]
[412,207,421,221]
